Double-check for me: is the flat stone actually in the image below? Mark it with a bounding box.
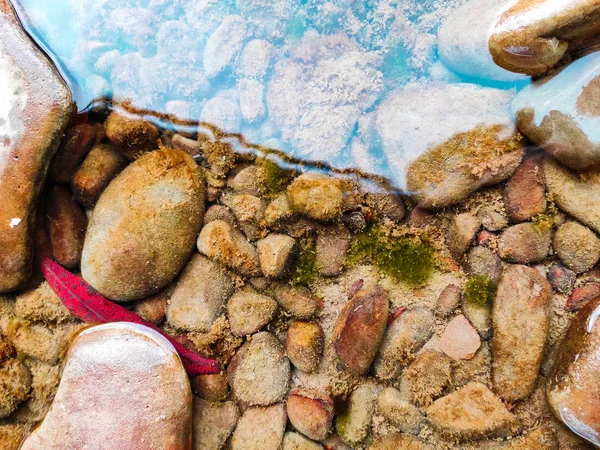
[227,288,278,336]
[20,323,192,450]
[447,213,481,260]
[548,296,600,447]
[0,2,72,292]
[544,158,600,233]
[439,315,481,361]
[504,157,546,223]
[492,265,552,402]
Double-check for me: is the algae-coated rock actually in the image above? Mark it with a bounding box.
[20,322,192,450]
[0,1,72,292]
[81,148,205,301]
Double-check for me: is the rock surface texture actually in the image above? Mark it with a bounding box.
[0,0,72,292]
[20,322,193,450]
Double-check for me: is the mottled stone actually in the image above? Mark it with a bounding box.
[377,387,426,435]
[497,223,552,264]
[336,384,377,447]
[231,403,287,450]
[287,389,334,441]
[439,315,481,361]
[193,398,239,450]
[227,288,278,336]
[287,173,343,221]
[553,221,600,274]
[504,158,546,223]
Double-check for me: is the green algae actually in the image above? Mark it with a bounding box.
[463,274,495,308]
[346,225,435,287]
[291,237,318,286]
[256,157,294,197]
[532,201,557,234]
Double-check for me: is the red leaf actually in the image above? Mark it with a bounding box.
[387,306,407,327]
[40,256,220,376]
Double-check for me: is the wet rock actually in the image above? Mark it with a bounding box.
[333,284,389,375]
[0,357,31,418]
[447,213,481,259]
[230,194,266,241]
[229,165,263,197]
[132,291,168,325]
[257,233,297,278]
[544,157,600,233]
[477,230,496,248]
[171,133,201,158]
[287,388,334,441]
[82,148,205,301]
[336,384,377,447]
[547,264,577,293]
[227,332,290,406]
[439,315,481,361]
[436,284,461,318]
[49,124,95,184]
[0,3,72,292]
[316,225,350,277]
[104,112,159,160]
[46,186,88,269]
[426,382,519,439]
[230,403,287,450]
[167,254,234,332]
[514,52,600,170]
[283,432,323,450]
[287,173,343,221]
[553,221,600,274]
[368,434,433,450]
[286,320,324,373]
[193,398,239,450]
[342,211,366,233]
[20,323,192,450]
[227,288,278,336]
[465,246,503,284]
[478,209,508,232]
[493,265,552,402]
[451,342,492,390]
[197,220,261,277]
[405,350,453,407]
[548,296,600,446]
[497,223,552,263]
[71,143,128,208]
[275,285,322,319]
[377,387,426,435]
[366,193,405,222]
[373,307,434,380]
[566,282,600,312]
[204,205,237,228]
[15,281,73,324]
[462,298,492,340]
[265,194,298,230]
[504,158,546,223]
[191,373,229,402]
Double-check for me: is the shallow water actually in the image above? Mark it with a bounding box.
[11,0,534,191]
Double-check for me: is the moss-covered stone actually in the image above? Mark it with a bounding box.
[463,274,495,308]
[291,237,319,286]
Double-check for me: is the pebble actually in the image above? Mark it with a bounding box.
[20,323,192,450]
[166,254,234,332]
[377,387,425,435]
[104,112,159,160]
[227,289,278,336]
[368,434,434,450]
[287,173,343,221]
[227,332,290,406]
[553,221,600,274]
[265,194,298,231]
[193,398,239,450]
[405,350,453,407]
[133,291,168,325]
[286,320,324,373]
[547,263,577,293]
[462,298,492,340]
[204,205,237,228]
[315,225,350,277]
[0,3,72,293]
[464,246,503,284]
[478,209,508,232]
[426,382,519,439]
[342,211,366,233]
[11,360,60,424]
[286,388,334,441]
[191,373,229,402]
[45,186,88,269]
[82,149,205,301]
[477,230,496,248]
[439,315,481,361]
[71,143,128,208]
[0,423,30,450]
[231,403,287,450]
[365,193,405,222]
[197,220,261,277]
[283,432,323,450]
[229,165,263,197]
[497,223,552,264]
[49,124,95,184]
[547,296,600,447]
[514,52,600,170]
[447,213,481,259]
[257,233,297,278]
[544,158,600,233]
[504,158,546,223]
[333,284,389,375]
[566,282,600,312]
[15,281,73,324]
[0,357,31,419]
[492,265,552,402]
[335,384,377,447]
[321,434,353,450]
[171,133,201,158]
[274,285,322,319]
[230,194,267,241]
[435,284,461,318]
[373,307,434,380]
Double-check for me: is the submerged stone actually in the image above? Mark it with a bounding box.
[0,1,72,292]
[20,322,192,450]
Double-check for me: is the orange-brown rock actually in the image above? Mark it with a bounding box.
[20,322,193,450]
[0,1,72,292]
[286,389,334,441]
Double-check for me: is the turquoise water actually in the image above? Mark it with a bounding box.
[11,0,531,189]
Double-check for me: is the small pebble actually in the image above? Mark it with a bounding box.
[547,264,577,293]
[204,205,237,227]
[193,398,239,450]
[257,233,297,278]
[476,230,496,247]
[283,432,323,450]
[553,221,600,273]
[231,403,287,450]
[566,282,600,312]
[478,209,508,231]
[377,387,425,435]
[286,388,334,441]
[230,194,267,241]
[366,193,405,222]
[287,173,343,221]
[191,373,229,402]
[172,133,201,158]
[504,157,546,223]
[464,246,503,284]
[315,225,350,276]
[439,315,481,361]
[133,291,168,325]
[341,211,366,233]
[404,350,453,407]
[335,384,377,447]
[286,321,324,373]
[104,112,159,160]
[497,223,552,263]
[228,165,264,197]
[274,285,322,319]
[49,124,95,184]
[228,289,278,336]
[447,213,481,259]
